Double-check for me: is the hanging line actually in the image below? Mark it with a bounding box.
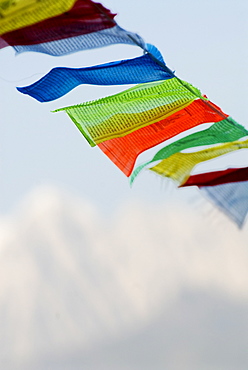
[0,72,47,84]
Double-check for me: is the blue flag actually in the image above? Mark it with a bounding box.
[17,45,173,102]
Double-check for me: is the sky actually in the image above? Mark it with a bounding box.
[0,0,248,369]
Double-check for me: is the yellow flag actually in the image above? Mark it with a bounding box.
[0,0,76,35]
[149,139,248,185]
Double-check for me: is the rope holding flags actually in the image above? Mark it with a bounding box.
[1,0,247,227]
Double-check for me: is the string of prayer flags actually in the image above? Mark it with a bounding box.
[17,45,172,102]
[1,0,247,226]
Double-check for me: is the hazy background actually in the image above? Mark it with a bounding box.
[0,0,248,369]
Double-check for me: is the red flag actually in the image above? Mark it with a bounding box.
[180,167,248,187]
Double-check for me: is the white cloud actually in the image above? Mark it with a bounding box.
[0,185,247,369]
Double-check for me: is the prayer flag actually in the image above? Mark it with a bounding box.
[17,45,172,102]
[181,167,248,187]
[202,182,248,228]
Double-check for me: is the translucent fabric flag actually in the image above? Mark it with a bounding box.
[0,0,116,48]
[149,139,248,185]
[202,182,248,228]
[54,78,202,146]
[0,0,76,35]
[13,25,145,56]
[181,167,248,187]
[99,99,228,177]
[17,45,172,102]
[130,117,248,183]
